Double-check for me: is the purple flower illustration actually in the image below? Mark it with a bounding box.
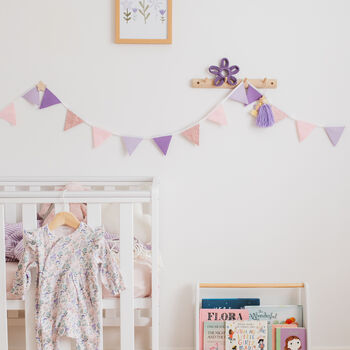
[159,9,166,22]
[132,7,138,13]
[209,58,240,86]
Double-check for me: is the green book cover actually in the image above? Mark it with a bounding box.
[276,328,281,350]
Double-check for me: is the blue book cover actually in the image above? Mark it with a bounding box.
[201,298,260,309]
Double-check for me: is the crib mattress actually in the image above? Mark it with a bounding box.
[6,261,151,299]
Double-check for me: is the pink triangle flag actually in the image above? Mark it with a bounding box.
[207,104,227,125]
[324,126,345,146]
[39,88,61,109]
[271,105,288,123]
[64,110,83,131]
[296,120,316,142]
[122,136,143,155]
[182,124,200,145]
[92,127,112,148]
[0,103,16,126]
[22,87,40,106]
[153,135,172,155]
[245,84,263,105]
[228,82,248,104]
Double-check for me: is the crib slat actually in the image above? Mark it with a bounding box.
[87,203,102,228]
[120,203,135,350]
[4,186,17,223]
[87,203,103,350]
[22,203,38,350]
[151,186,160,350]
[0,204,9,350]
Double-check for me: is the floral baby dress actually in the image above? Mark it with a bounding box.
[12,222,124,350]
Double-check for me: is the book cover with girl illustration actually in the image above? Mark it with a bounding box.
[278,328,306,350]
[225,320,268,350]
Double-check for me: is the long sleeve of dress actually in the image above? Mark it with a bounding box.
[97,234,125,296]
[11,230,37,297]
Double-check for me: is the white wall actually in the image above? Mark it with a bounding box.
[1,0,349,349]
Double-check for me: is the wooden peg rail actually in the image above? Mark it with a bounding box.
[192,78,277,89]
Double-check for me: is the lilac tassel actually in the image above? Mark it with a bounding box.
[256,103,274,128]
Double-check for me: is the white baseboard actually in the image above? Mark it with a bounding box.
[11,347,350,350]
[158,347,350,350]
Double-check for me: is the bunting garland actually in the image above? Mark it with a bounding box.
[22,87,40,106]
[92,127,112,148]
[182,124,200,145]
[39,88,60,109]
[324,127,345,146]
[295,120,316,142]
[0,81,347,156]
[0,103,16,126]
[153,136,172,155]
[122,136,143,155]
[64,110,83,131]
[207,104,227,125]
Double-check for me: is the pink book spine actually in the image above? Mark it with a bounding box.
[199,309,249,350]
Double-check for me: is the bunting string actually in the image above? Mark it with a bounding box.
[0,81,346,156]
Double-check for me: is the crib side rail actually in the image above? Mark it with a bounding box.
[0,204,8,350]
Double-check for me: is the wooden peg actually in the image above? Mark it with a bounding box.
[243,78,249,89]
[191,78,277,89]
[36,81,46,92]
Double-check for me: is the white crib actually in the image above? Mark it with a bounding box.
[0,177,159,350]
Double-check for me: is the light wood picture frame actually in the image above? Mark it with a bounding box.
[116,0,172,44]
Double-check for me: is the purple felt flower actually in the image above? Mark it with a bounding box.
[159,9,166,15]
[209,58,240,86]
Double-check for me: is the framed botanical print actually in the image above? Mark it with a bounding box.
[116,0,172,44]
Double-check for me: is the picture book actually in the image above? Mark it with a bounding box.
[272,325,297,350]
[245,306,302,350]
[199,309,249,350]
[225,320,268,350]
[202,298,260,309]
[279,328,306,350]
[245,306,303,326]
[203,321,225,350]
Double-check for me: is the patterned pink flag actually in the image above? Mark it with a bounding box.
[64,110,83,131]
[122,136,142,155]
[207,104,227,125]
[0,103,16,126]
[271,105,288,123]
[295,120,316,142]
[182,124,200,145]
[92,127,112,148]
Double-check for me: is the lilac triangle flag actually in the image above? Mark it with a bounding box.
[324,126,345,146]
[22,87,40,106]
[39,88,61,109]
[153,135,172,155]
[245,84,263,105]
[122,136,143,155]
[228,82,248,104]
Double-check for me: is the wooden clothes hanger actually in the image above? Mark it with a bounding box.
[48,211,81,231]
